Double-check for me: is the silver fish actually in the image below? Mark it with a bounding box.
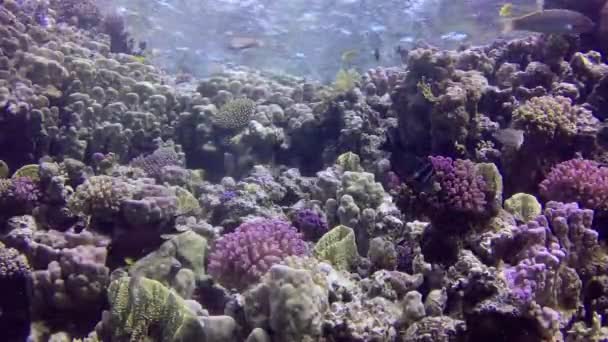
[493,128,525,150]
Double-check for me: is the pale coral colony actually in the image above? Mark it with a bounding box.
[3,0,608,342]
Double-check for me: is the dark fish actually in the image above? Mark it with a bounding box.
[502,9,595,34]
[374,48,380,62]
[493,128,525,150]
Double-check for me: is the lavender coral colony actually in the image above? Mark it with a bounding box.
[4,0,608,341]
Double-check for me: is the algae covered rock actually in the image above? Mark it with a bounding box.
[129,231,208,297]
[313,225,359,271]
[244,264,329,341]
[504,193,542,222]
[100,276,205,342]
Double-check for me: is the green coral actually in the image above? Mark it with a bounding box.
[214,98,256,129]
[336,152,363,172]
[417,77,438,102]
[313,225,358,271]
[12,164,40,181]
[333,68,360,93]
[504,193,542,222]
[68,175,133,218]
[338,171,387,208]
[476,162,503,213]
[105,276,205,342]
[173,186,201,216]
[130,231,208,292]
[512,95,577,140]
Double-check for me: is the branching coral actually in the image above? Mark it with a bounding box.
[539,159,608,212]
[207,218,307,289]
[129,147,183,180]
[213,98,256,129]
[292,208,329,241]
[426,156,488,215]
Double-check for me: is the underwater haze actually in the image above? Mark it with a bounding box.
[3,0,608,341]
[102,0,530,80]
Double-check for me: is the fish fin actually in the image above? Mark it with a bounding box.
[536,0,544,11]
[501,19,515,33]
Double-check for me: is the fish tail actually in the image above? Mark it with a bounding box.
[501,19,515,33]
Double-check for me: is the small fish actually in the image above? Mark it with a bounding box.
[341,49,358,64]
[499,3,513,17]
[502,9,595,34]
[228,37,264,50]
[493,128,525,150]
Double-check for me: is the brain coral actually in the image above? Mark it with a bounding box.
[68,175,133,218]
[539,158,608,211]
[208,218,307,290]
[213,98,256,129]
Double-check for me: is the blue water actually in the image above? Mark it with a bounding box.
[101,0,532,81]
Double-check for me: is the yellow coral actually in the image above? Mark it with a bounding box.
[12,164,40,181]
[313,225,359,271]
[333,68,361,93]
[417,77,438,102]
[504,193,542,222]
[336,152,363,172]
[512,95,577,140]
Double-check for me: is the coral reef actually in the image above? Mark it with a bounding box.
[1,0,608,340]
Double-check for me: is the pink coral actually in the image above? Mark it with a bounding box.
[539,159,608,211]
[207,218,307,289]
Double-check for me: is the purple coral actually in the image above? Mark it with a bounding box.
[503,202,594,308]
[427,156,487,215]
[0,177,40,213]
[130,148,183,180]
[539,158,608,212]
[292,208,329,241]
[9,177,40,204]
[207,218,307,289]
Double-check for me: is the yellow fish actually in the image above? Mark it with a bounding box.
[133,55,146,63]
[341,49,358,65]
[499,3,513,17]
